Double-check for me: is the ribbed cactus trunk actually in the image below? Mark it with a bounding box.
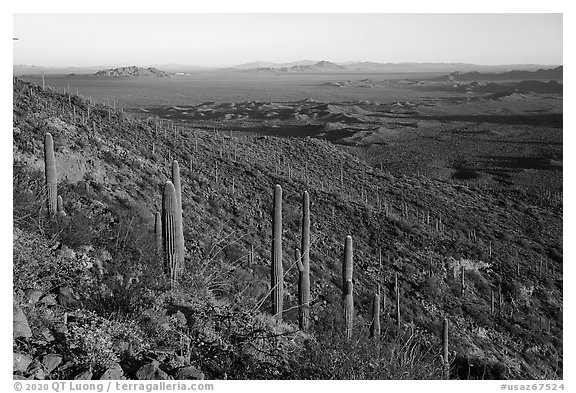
[44,133,57,216]
[162,181,184,286]
[172,161,181,210]
[295,248,307,329]
[171,160,185,258]
[491,289,495,315]
[498,284,503,316]
[343,235,354,340]
[370,286,381,338]
[271,184,283,322]
[460,265,465,297]
[300,191,311,331]
[442,318,449,379]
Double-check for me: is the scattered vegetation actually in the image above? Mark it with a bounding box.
[12,78,562,380]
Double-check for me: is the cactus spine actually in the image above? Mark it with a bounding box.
[370,286,381,338]
[442,318,449,379]
[162,181,184,286]
[271,184,283,322]
[300,191,311,331]
[44,133,57,216]
[343,235,353,340]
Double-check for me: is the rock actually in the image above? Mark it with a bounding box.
[136,361,170,380]
[100,363,125,380]
[174,365,205,380]
[25,289,44,304]
[40,294,58,306]
[54,321,68,335]
[58,287,81,309]
[56,245,75,259]
[13,303,32,339]
[74,370,93,380]
[33,367,46,380]
[42,354,62,373]
[41,328,55,342]
[13,352,32,372]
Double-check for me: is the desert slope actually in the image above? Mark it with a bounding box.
[13,77,562,380]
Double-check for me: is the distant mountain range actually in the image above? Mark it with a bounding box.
[232,61,561,74]
[13,61,562,76]
[246,60,348,73]
[94,66,170,78]
[435,66,563,82]
[231,60,319,69]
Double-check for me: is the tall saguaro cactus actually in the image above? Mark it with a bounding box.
[171,160,185,257]
[295,248,307,330]
[44,133,57,216]
[370,286,381,338]
[162,181,184,286]
[442,318,449,379]
[300,191,311,330]
[395,273,401,329]
[460,265,466,297]
[271,184,284,322]
[343,235,354,340]
[171,160,182,212]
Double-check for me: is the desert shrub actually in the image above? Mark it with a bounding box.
[467,270,491,297]
[421,276,443,299]
[462,301,492,327]
[451,354,507,379]
[294,303,444,379]
[13,228,94,293]
[67,310,149,372]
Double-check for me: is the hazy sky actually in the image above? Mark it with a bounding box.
[13,13,562,67]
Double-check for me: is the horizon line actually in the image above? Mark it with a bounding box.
[13,60,564,69]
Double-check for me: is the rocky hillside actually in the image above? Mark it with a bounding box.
[94,66,170,78]
[437,66,563,82]
[13,77,562,380]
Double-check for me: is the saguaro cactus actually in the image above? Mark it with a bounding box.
[343,235,354,340]
[44,133,57,216]
[442,318,449,379]
[498,284,503,316]
[300,191,311,330]
[370,286,381,338]
[295,248,307,329]
[271,184,284,322]
[171,160,185,256]
[460,265,465,297]
[491,289,495,315]
[162,181,184,286]
[395,273,401,329]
